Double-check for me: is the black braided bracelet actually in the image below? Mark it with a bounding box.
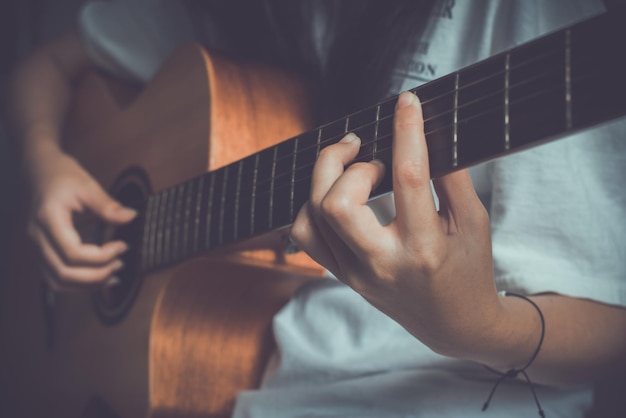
[482,291,546,417]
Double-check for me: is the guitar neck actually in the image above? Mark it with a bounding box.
[139,9,626,273]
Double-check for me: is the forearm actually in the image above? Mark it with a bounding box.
[8,29,93,158]
[472,293,626,386]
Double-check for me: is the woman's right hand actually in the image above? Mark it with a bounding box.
[24,144,137,290]
[7,28,133,290]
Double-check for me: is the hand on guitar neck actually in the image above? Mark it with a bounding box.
[292,91,626,388]
[292,91,502,366]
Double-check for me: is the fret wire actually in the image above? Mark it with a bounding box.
[565,29,573,130]
[254,67,577,191]
[315,127,322,158]
[367,82,573,155]
[192,176,204,255]
[155,189,168,267]
[241,79,579,207]
[250,153,259,235]
[148,193,160,270]
[235,52,577,193]
[260,62,569,180]
[163,189,172,265]
[269,146,278,229]
[116,20,618,263]
[171,185,182,261]
[161,190,170,265]
[123,19,620,253]
[373,104,380,159]
[165,185,179,264]
[131,30,597,224]
[290,136,299,222]
[504,53,511,150]
[108,44,583,223]
[164,71,602,241]
[172,183,184,262]
[452,72,459,167]
[219,167,229,245]
[205,173,215,249]
[182,181,193,258]
[350,93,567,164]
[141,195,154,271]
[139,196,148,270]
[420,45,568,106]
[234,160,243,240]
[281,45,568,159]
[251,85,569,202]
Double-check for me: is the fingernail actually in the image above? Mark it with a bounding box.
[396,91,416,109]
[371,159,385,168]
[122,207,138,217]
[116,242,129,254]
[106,276,121,287]
[113,260,124,271]
[339,133,359,144]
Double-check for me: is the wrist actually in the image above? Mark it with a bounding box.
[480,292,547,417]
[22,132,62,157]
[21,132,65,170]
[477,292,544,371]
[20,135,67,185]
[434,292,542,369]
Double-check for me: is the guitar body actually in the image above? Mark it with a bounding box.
[0,44,323,418]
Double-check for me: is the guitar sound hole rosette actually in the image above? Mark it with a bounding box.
[93,168,150,326]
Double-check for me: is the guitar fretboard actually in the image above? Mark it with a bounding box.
[139,10,626,273]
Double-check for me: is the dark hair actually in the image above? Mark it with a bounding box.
[319,0,436,120]
[186,0,436,121]
[260,0,436,121]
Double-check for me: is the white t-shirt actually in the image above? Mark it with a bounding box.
[78,1,625,416]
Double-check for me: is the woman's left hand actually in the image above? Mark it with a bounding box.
[292,91,502,359]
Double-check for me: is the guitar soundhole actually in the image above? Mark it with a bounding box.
[93,168,150,326]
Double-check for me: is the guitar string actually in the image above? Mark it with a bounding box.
[227,49,594,192]
[258,25,603,184]
[264,41,586,168]
[143,36,576,198]
[149,41,591,208]
[144,79,581,267]
[145,18,620,266]
[139,46,605,265]
[141,69,597,264]
[253,73,584,190]
[154,59,564,212]
[249,78,572,204]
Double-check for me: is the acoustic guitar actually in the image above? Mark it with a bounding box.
[1,9,625,418]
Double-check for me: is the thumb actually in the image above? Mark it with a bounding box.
[82,182,137,225]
